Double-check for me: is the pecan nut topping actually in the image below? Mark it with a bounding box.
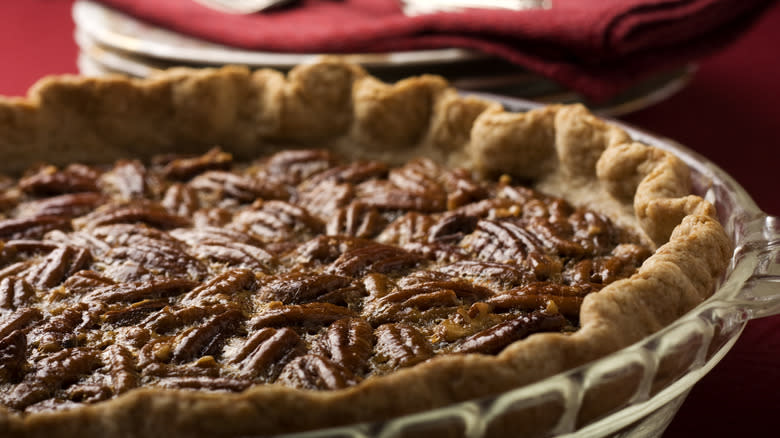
[0,147,653,414]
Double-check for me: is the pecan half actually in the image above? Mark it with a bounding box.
[364,283,461,325]
[189,171,289,202]
[326,202,387,239]
[170,225,263,247]
[74,201,191,230]
[438,260,533,289]
[427,213,479,244]
[362,273,395,298]
[399,271,493,300]
[61,270,115,295]
[293,235,375,266]
[316,318,374,374]
[161,147,233,181]
[102,344,138,395]
[250,303,355,331]
[0,308,43,340]
[190,241,275,272]
[231,200,323,242]
[142,304,232,334]
[18,164,100,195]
[524,217,585,258]
[263,149,336,186]
[295,180,354,221]
[376,212,437,245]
[302,160,388,187]
[2,239,59,255]
[95,225,207,280]
[161,183,200,217]
[327,241,422,277]
[85,278,197,304]
[24,245,92,289]
[452,311,568,354]
[0,277,35,310]
[442,168,489,210]
[486,282,592,318]
[98,160,148,199]
[183,269,257,303]
[0,261,33,283]
[172,227,275,269]
[4,347,101,410]
[357,180,444,213]
[373,323,433,371]
[259,273,354,304]
[0,329,27,382]
[462,219,546,263]
[170,309,246,363]
[374,288,458,312]
[46,230,112,258]
[276,354,359,390]
[101,299,170,326]
[17,192,105,219]
[233,327,304,381]
[0,216,70,240]
[386,159,447,211]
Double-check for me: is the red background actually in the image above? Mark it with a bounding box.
[1,1,778,436]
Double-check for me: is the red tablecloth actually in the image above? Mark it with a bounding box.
[1,1,778,436]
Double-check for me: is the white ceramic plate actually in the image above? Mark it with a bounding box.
[72,0,487,68]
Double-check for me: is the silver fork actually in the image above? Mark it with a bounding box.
[192,0,297,14]
[402,0,551,15]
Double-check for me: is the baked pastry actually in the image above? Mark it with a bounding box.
[0,60,731,437]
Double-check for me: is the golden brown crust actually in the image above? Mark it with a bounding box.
[0,59,731,437]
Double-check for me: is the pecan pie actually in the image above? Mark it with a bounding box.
[0,60,731,437]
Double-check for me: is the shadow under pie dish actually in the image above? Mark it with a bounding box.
[0,60,733,437]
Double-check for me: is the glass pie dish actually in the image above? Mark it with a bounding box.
[258,96,779,438]
[0,67,773,437]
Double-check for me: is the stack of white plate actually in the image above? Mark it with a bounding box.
[72,0,693,116]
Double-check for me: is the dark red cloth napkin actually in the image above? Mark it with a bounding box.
[94,0,772,100]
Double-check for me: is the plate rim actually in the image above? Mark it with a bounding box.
[72,0,487,68]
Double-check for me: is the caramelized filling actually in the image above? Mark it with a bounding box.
[0,148,651,412]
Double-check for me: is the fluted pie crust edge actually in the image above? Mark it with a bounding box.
[0,59,731,437]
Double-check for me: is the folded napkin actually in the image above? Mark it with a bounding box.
[94,0,772,100]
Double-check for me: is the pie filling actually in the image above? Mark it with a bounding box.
[0,147,651,413]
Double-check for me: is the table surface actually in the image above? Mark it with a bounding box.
[1,1,778,436]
